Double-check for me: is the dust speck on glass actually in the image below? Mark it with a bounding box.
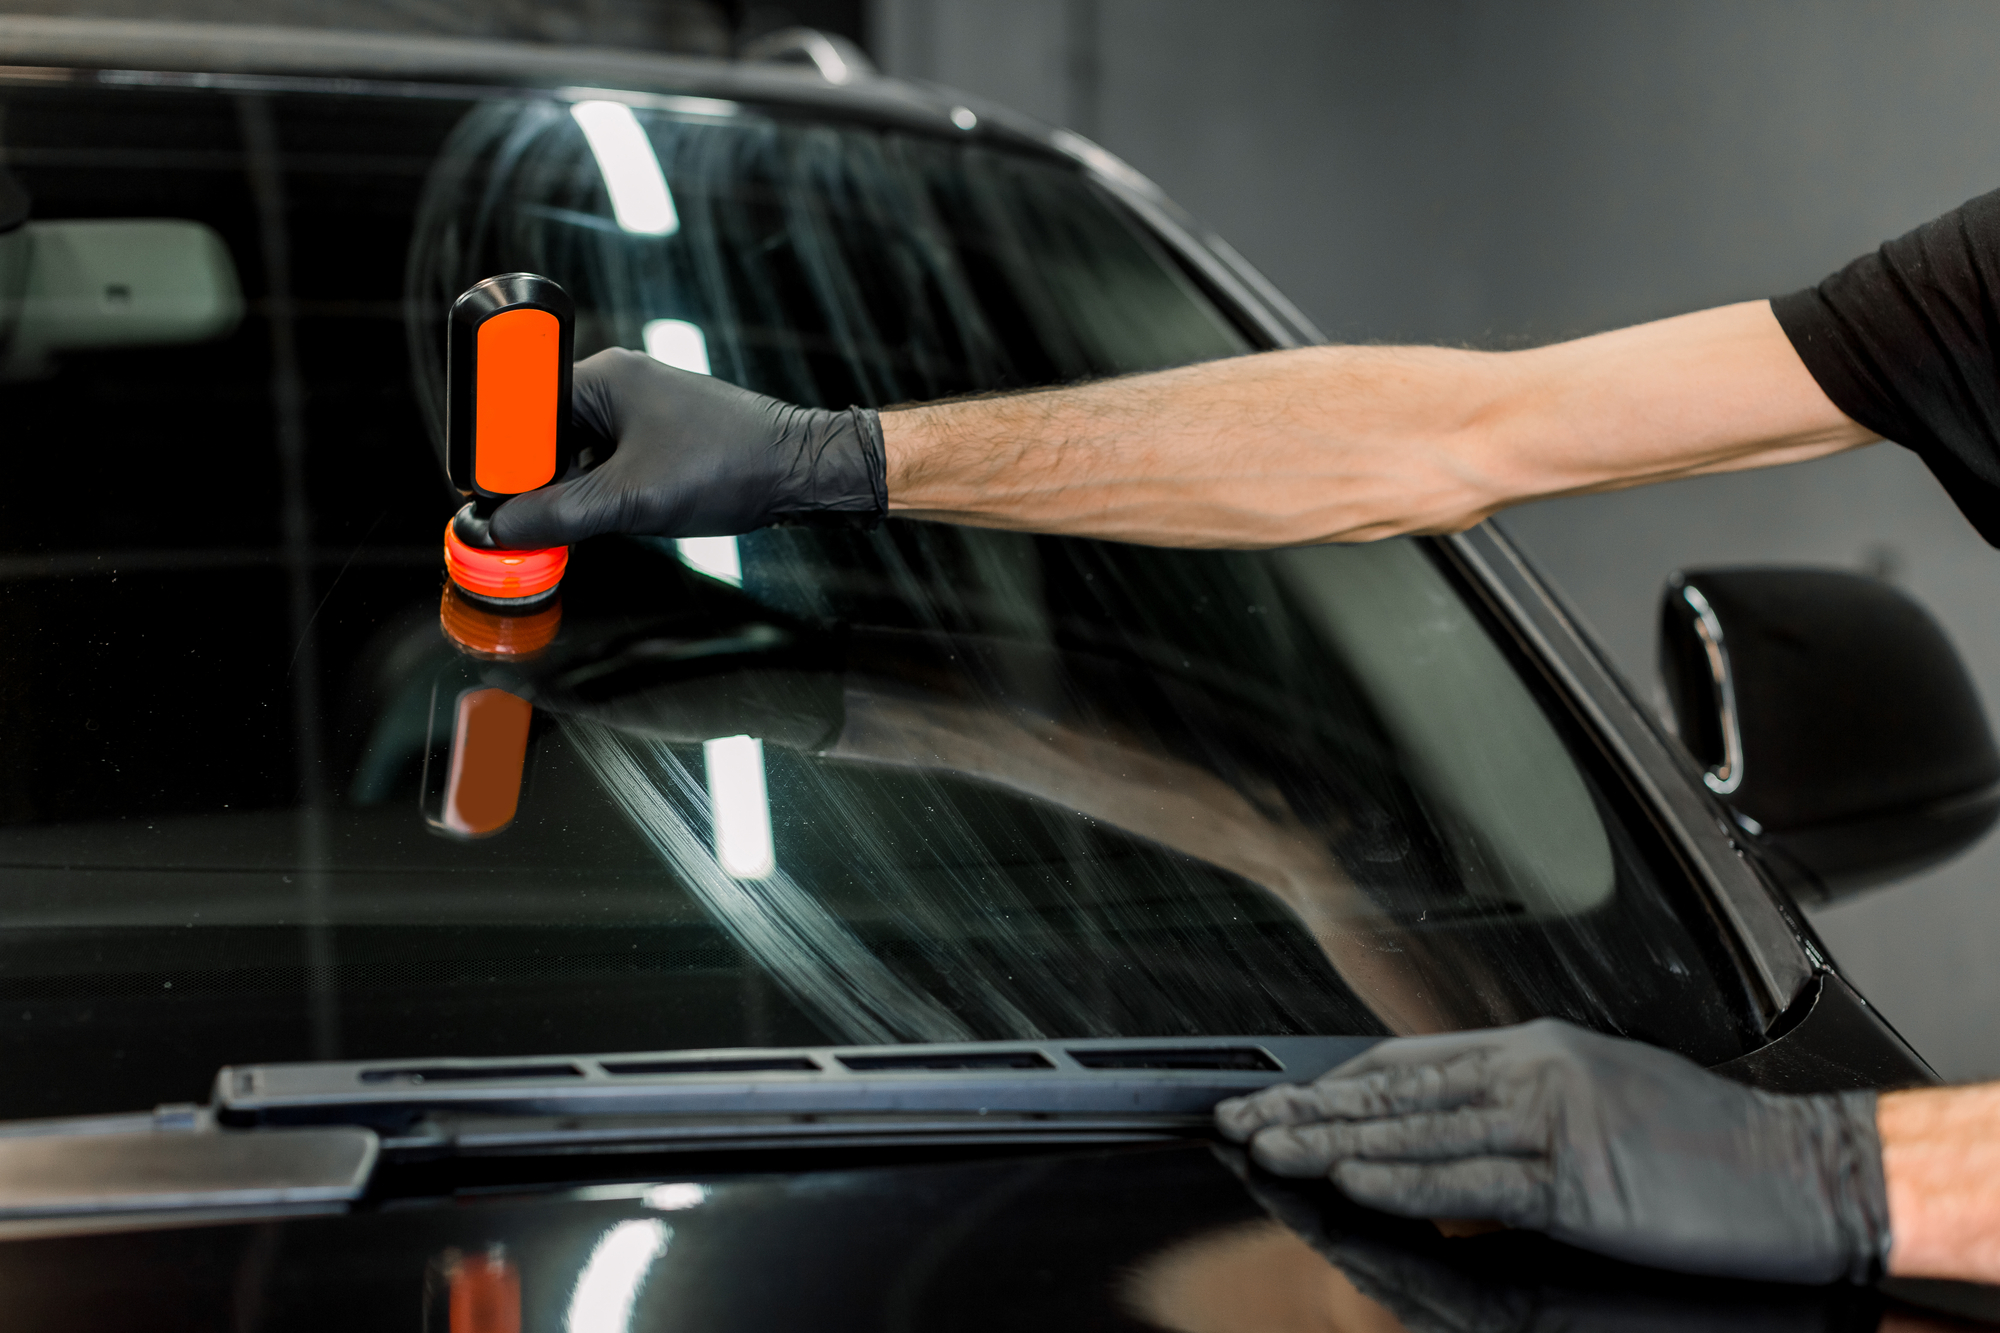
[0,81,1755,1119]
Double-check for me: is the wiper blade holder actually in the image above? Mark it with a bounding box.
[0,1037,1368,1223]
[218,1035,1376,1132]
[384,1110,1211,1156]
[0,1107,375,1223]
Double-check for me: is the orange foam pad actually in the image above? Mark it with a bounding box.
[442,518,568,602]
[473,306,560,494]
[443,687,533,838]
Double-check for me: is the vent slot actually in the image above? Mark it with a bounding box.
[838,1051,1054,1072]
[359,1062,585,1084]
[601,1056,820,1076]
[1066,1047,1280,1072]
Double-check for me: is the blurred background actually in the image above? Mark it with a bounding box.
[9,0,2000,1078]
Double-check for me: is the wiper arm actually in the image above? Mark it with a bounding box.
[0,1106,374,1225]
[217,1035,1374,1147]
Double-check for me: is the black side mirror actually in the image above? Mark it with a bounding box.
[1658,567,2000,903]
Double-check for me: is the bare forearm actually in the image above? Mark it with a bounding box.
[1881,1084,2000,1281]
[882,301,1876,547]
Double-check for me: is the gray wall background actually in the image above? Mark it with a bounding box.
[872,0,2000,1081]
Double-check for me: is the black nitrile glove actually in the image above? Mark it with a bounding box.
[1214,1018,1891,1285]
[490,348,886,546]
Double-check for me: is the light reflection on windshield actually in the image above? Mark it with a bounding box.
[481,524,1712,1050]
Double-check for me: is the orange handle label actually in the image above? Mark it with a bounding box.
[473,307,560,494]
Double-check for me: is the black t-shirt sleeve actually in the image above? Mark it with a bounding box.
[1771,186,2000,545]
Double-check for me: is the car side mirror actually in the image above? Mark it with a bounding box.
[1658,567,2000,903]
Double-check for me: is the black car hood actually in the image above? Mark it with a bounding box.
[0,1138,1904,1333]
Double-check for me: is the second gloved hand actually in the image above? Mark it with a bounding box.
[1214,1018,1891,1284]
[490,348,886,547]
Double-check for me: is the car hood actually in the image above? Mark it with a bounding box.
[0,1139,1902,1333]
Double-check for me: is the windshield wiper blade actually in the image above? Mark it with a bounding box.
[217,1035,1376,1136]
[0,1036,1368,1223]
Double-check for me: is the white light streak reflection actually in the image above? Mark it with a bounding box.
[560,719,970,1042]
[641,310,732,590]
[556,87,741,120]
[674,536,741,586]
[704,735,776,879]
[642,318,710,374]
[566,1219,669,1333]
[644,1182,708,1212]
[646,319,737,587]
[570,101,678,236]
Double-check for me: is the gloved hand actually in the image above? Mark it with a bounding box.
[490,348,886,547]
[1214,1018,1891,1285]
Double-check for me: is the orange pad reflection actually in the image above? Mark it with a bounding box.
[444,688,533,837]
[439,584,562,658]
[449,1250,521,1333]
[473,306,560,494]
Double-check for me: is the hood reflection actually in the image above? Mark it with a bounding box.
[0,1139,1924,1333]
[1147,1155,1905,1333]
[430,1245,520,1333]
[567,1220,670,1333]
[1125,1218,1406,1333]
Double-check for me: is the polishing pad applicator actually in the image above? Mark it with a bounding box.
[443,504,567,606]
[441,272,576,606]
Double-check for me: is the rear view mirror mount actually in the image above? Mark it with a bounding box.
[0,217,243,379]
[1658,567,2000,904]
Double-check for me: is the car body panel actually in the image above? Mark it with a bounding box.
[0,1139,1905,1333]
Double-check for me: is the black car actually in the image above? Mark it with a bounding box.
[0,17,1991,1330]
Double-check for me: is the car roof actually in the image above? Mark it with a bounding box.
[0,14,1046,148]
[0,13,1324,347]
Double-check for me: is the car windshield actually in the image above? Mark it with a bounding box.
[0,72,1759,1120]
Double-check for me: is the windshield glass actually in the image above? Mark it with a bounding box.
[0,75,1759,1119]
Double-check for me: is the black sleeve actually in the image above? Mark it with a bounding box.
[1771,186,2000,546]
